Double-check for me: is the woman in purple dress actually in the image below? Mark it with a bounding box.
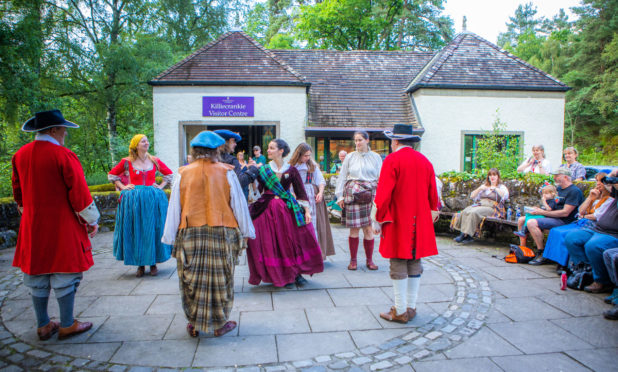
[247,139,324,287]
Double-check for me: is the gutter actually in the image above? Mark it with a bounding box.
[148,80,311,87]
[406,83,571,94]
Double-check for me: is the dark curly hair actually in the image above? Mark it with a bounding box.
[271,138,290,157]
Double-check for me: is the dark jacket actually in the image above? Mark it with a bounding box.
[221,153,259,197]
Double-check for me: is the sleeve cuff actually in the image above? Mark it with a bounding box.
[108,174,121,183]
[162,174,173,184]
[78,201,100,225]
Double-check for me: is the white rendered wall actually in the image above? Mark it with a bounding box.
[152,85,307,172]
[412,89,566,174]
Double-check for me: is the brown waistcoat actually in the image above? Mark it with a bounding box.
[178,159,238,229]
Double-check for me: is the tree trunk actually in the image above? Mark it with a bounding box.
[106,95,118,164]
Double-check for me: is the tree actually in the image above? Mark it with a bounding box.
[497,2,546,48]
[295,0,453,51]
[474,111,521,175]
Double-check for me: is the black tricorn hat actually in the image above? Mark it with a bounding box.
[383,124,421,142]
[21,109,79,132]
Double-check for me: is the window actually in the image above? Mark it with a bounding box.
[462,132,522,172]
[310,136,390,173]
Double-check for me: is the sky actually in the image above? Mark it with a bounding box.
[442,0,583,43]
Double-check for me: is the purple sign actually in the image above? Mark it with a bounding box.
[202,96,254,117]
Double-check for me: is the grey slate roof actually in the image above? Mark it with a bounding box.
[273,49,433,128]
[150,31,307,86]
[150,31,569,130]
[406,32,570,93]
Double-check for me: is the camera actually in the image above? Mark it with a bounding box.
[601,176,618,184]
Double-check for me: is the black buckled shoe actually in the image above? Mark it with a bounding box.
[529,255,550,265]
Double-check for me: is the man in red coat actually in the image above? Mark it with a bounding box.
[372,124,440,323]
[12,109,100,340]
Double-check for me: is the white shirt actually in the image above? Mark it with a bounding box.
[521,158,552,174]
[295,162,326,187]
[335,150,382,201]
[161,170,255,245]
[593,197,614,219]
[35,133,60,146]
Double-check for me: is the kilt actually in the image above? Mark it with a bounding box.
[173,225,244,333]
[341,181,376,228]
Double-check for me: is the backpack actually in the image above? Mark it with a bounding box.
[505,244,536,264]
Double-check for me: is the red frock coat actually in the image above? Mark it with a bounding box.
[12,141,95,275]
[374,147,439,260]
[108,157,172,186]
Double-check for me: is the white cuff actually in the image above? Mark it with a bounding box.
[78,201,100,225]
[108,174,121,183]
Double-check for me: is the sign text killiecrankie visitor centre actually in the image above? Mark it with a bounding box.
[202,96,254,117]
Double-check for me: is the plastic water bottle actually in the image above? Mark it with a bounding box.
[560,271,567,290]
[515,206,521,219]
[506,207,512,221]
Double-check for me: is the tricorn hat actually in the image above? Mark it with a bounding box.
[383,124,421,142]
[190,131,226,149]
[21,109,79,132]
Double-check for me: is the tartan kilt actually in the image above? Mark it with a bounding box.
[341,181,376,228]
[173,225,245,333]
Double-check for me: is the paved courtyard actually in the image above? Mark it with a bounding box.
[0,225,616,371]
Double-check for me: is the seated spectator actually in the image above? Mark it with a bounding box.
[526,168,584,265]
[559,146,586,181]
[542,173,613,271]
[602,248,618,320]
[517,144,551,175]
[330,150,347,173]
[514,184,558,241]
[564,169,618,293]
[451,168,509,244]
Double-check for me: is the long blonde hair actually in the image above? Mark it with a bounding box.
[289,143,316,173]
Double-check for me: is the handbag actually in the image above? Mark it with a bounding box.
[344,180,374,204]
[566,263,593,290]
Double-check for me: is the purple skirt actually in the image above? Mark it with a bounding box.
[247,198,324,287]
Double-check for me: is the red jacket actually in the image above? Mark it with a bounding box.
[374,147,439,260]
[12,140,95,275]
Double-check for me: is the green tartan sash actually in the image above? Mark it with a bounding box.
[258,165,307,227]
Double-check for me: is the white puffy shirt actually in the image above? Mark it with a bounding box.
[335,150,382,201]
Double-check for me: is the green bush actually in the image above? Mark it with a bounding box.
[85,172,110,186]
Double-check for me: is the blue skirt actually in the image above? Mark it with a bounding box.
[113,186,172,266]
[543,219,594,266]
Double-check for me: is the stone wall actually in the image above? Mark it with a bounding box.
[0,177,594,249]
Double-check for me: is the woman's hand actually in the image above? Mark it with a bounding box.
[315,191,323,203]
[337,200,344,209]
[123,183,135,190]
[305,211,312,224]
[589,187,600,200]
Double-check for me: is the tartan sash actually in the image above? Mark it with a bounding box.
[258,165,307,227]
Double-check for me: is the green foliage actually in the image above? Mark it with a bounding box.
[473,112,522,175]
[498,0,617,163]
[295,0,454,51]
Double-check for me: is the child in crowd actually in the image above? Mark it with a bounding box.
[514,184,558,240]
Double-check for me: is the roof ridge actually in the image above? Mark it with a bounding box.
[153,31,306,83]
[236,31,307,82]
[464,32,567,87]
[406,34,465,90]
[153,31,235,81]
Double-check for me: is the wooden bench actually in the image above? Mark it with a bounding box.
[440,210,519,239]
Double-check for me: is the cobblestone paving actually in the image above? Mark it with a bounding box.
[1,227,615,371]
